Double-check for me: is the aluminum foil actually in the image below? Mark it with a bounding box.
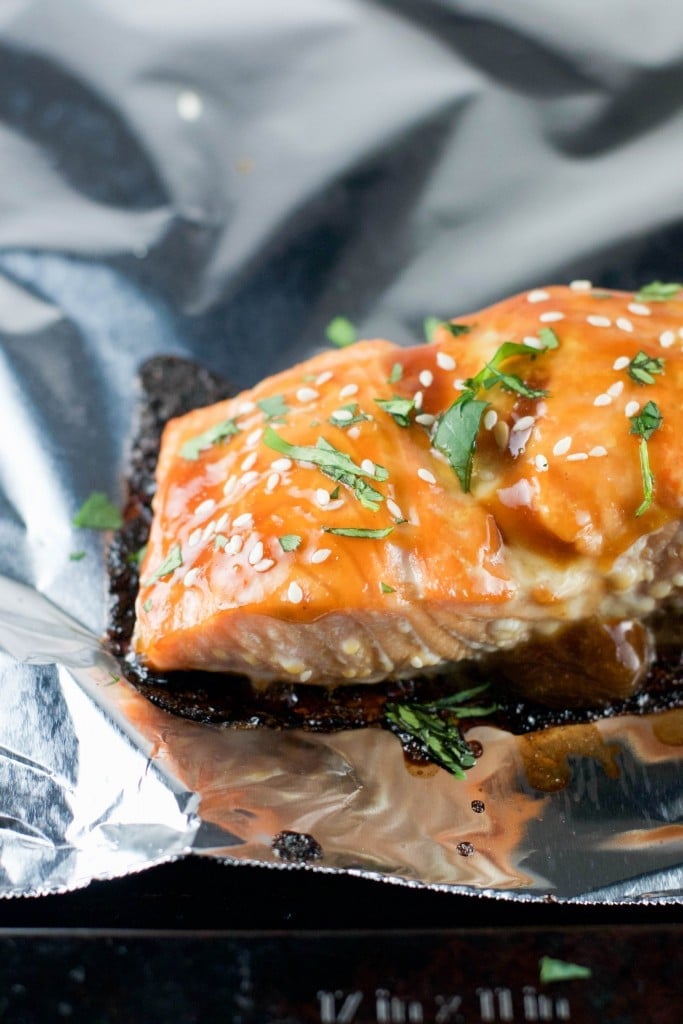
[0,0,682,902]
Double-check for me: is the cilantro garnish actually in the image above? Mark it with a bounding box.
[374,395,415,428]
[326,316,357,348]
[539,957,592,984]
[537,326,560,350]
[380,582,395,593]
[424,316,441,343]
[328,403,370,428]
[72,492,123,531]
[384,684,497,779]
[323,526,394,539]
[388,362,404,384]
[214,534,229,550]
[69,551,86,562]
[635,281,681,302]
[279,534,301,551]
[127,544,147,566]
[142,598,153,612]
[627,350,665,386]
[144,543,183,585]
[257,395,290,422]
[630,400,663,516]
[444,322,473,337]
[180,418,239,460]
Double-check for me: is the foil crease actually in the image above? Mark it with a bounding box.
[0,0,682,901]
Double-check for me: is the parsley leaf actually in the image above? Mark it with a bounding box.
[214,534,229,550]
[257,395,290,422]
[323,526,394,538]
[326,316,357,348]
[374,395,415,427]
[279,534,302,551]
[539,957,592,984]
[627,350,665,386]
[180,418,239,460]
[443,322,472,337]
[142,598,153,612]
[388,362,403,384]
[630,400,663,516]
[72,492,123,531]
[69,551,86,562]
[635,281,681,302]
[380,581,395,593]
[537,326,560,350]
[144,543,183,585]
[424,316,441,343]
[433,395,489,492]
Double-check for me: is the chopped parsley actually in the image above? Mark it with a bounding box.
[537,326,560,350]
[443,322,473,337]
[630,400,663,517]
[380,581,395,593]
[279,534,302,552]
[539,957,592,984]
[257,395,289,422]
[328,403,370,428]
[127,544,147,566]
[142,598,153,612]
[144,543,183,585]
[424,316,441,343]
[72,492,123,531]
[374,395,415,427]
[323,526,394,539]
[388,362,404,384]
[180,418,239,460]
[627,350,665,386]
[329,486,340,499]
[326,316,357,348]
[69,550,86,562]
[214,534,229,550]
[635,281,681,302]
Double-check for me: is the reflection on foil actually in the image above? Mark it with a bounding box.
[0,575,681,901]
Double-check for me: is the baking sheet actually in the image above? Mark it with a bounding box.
[0,0,682,901]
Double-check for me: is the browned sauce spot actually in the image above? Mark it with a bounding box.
[456,841,475,857]
[518,723,621,793]
[652,708,683,746]
[471,799,485,813]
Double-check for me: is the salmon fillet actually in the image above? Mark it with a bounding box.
[132,284,683,687]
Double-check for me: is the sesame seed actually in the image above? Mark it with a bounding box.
[587,315,611,328]
[316,488,331,507]
[194,498,216,517]
[527,289,550,303]
[241,470,258,485]
[607,381,624,398]
[539,311,564,323]
[254,558,275,573]
[241,452,257,472]
[266,472,280,492]
[410,655,424,669]
[436,351,456,371]
[512,414,535,432]
[567,452,589,461]
[493,421,510,449]
[483,409,498,431]
[246,428,262,446]
[188,528,202,548]
[227,535,243,554]
[453,378,466,391]
[387,498,404,520]
[299,669,313,682]
[296,386,319,403]
[569,279,592,291]
[215,513,229,532]
[233,512,253,529]
[589,446,608,457]
[183,568,200,587]
[613,356,630,370]
[415,413,436,426]
[361,458,375,475]
[616,317,634,333]
[342,637,361,655]
[625,400,640,417]
[331,408,353,421]
[272,458,292,472]
[594,393,612,407]
[628,302,651,316]
[237,400,256,415]
[311,548,331,564]
[523,335,543,350]
[223,476,237,496]
[202,521,216,541]
[419,369,434,387]
[413,390,424,410]
[315,370,334,386]
[553,436,572,456]
[659,330,676,348]
[534,454,549,472]
[248,541,264,565]
[417,467,437,485]
[347,426,361,439]
[287,581,303,604]
[339,383,359,398]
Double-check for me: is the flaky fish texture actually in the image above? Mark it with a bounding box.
[133,285,683,686]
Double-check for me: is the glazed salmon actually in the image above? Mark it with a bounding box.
[133,284,683,687]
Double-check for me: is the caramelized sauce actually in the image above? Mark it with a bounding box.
[517,723,621,793]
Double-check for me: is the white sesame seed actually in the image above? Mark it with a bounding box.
[248,541,264,565]
[589,446,608,457]
[587,315,611,328]
[361,458,375,475]
[339,383,359,398]
[417,467,437,485]
[215,513,229,532]
[202,521,216,541]
[241,452,257,472]
[523,335,543,350]
[534,454,549,472]
[483,408,498,431]
[419,369,434,387]
[266,472,280,492]
[528,289,550,303]
[223,475,237,496]
[493,421,510,449]
[227,535,243,554]
[241,470,258,485]
[616,317,634,333]
[594,393,612,407]
[567,452,588,461]
[254,558,275,573]
[311,548,331,564]
[194,498,216,517]
[413,390,424,410]
[410,655,424,669]
[613,356,630,370]
[415,413,436,426]
[387,499,404,520]
[628,302,651,316]
[316,488,331,507]
[553,436,572,456]
[296,386,319,403]
[331,408,353,422]
[625,400,640,417]
[436,351,456,371]
[315,370,334,386]
[188,528,202,548]
[233,512,253,529]
[512,415,535,432]
[237,400,256,415]
[569,279,592,291]
[659,330,676,348]
[607,381,624,398]
[287,581,303,604]
[347,426,361,439]
[183,568,200,587]
[539,311,564,323]
[299,669,313,682]
[271,458,292,472]
[246,427,262,446]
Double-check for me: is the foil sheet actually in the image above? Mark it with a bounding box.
[0,0,682,902]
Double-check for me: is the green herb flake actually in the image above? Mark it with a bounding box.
[279,534,302,552]
[326,316,357,348]
[328,403,371,428]
[323,526,394,539]
[257,395,290,422]
[144,543,183,585]
[214,534,229,550]
[180,418,240,460]
[539,957,592,985]
[443,322,472,337]
[69,550,86,562]
[374,395,415,428]
[537,326,560,350]
[635,281,682,303]
[433,395,489,492]
[127,544,148,566]
[380,581,395,593]
[142,598,153,612]
[630,400,663,516]
[329,486,340,499]
[424,316,442,343]
[627,350,665,386]
[388,362,404,384]
[109,672,121,684]
[72,492,123,531]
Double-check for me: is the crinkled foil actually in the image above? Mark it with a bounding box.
[0,0,682,902]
